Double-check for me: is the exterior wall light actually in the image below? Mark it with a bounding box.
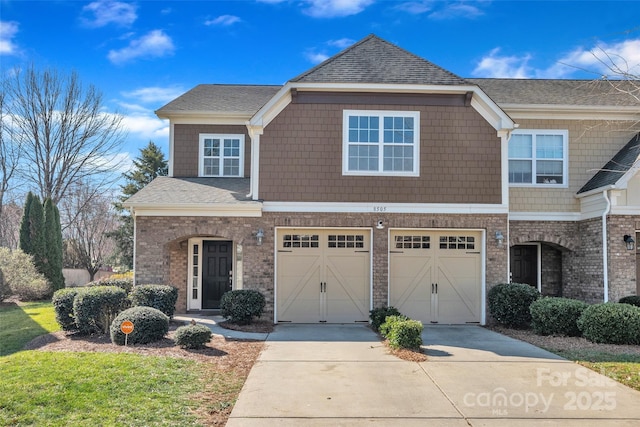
[623,234,635,251]
[495,231,504,248]
[256,228,264,246]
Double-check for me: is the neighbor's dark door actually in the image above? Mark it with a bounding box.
[202,241,232,309]
[510,245,537,287]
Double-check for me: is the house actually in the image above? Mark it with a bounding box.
[124,35,640,324]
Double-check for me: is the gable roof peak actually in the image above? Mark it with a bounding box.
[290,34,468,86]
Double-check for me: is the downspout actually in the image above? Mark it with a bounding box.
[602,190,611,302]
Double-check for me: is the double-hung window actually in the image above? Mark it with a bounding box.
[199,134,244,177]
[343,110,420,176]
[508,130,568,186]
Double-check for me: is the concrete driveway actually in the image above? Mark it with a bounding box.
[226,325,640,426]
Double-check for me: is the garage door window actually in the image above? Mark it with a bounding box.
[283,234,319,248]
[328,234,365,248]
[439,236,475,250]
[394,235,431,249]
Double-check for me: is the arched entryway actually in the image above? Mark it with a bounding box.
[510,240,572,297]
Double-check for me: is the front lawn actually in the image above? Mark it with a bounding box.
[0,301,262,425]
[0,301,60,356]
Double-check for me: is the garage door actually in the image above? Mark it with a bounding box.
[276,229,371,323]
[389,230,482,324]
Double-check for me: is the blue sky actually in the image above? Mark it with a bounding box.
[2,0,640,171]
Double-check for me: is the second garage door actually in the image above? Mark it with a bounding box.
[276,229,371,323]
[389,230,482,324]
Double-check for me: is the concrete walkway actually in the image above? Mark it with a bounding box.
[225,324,640,426]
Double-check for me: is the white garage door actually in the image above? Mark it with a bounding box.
[276,229,371,323]
[389,230,482,324]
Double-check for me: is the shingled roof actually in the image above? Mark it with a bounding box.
[469,78,640,107]
[155,84,281,117]
[290,34,468,85]
[578,133,640,194]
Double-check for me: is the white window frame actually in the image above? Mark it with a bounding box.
[199,134,245,177]
[508,129,568,188]
[342,110,420,177]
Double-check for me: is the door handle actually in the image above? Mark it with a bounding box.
[431,283,434,294]
[435,283,438,294]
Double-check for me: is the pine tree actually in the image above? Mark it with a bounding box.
[109,141,168,269]
[19,192,35,253]
[44,198,65,291]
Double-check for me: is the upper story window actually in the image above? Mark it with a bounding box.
[508,130,568,187]
[343,110,420,176]
[199,134,244,177]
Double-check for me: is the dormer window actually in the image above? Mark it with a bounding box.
[342,110,420,176]
[199,134,244,177]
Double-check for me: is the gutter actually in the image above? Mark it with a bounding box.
[602,190,611,302]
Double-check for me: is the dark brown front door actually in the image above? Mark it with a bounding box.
[511,245,537,287]
[202,241,232,309]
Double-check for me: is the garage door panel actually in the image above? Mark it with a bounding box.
[389,254,433,323]
[277,255,322,322]
[325,254,370,322]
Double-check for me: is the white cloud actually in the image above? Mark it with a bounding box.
[395,1,433,14]
[0,21,19,55]
[108,30,175,64]
[121,113,169,140]
[474,38,640,79]
[472,48,532,78]
[558,39,640,78]
[328,38,355,49]
[205,15,242,26]
[305,51,330,64]
[81,0,137,28]
[302,0,374,18]
[429,2,484,19]
[121,86,185,104]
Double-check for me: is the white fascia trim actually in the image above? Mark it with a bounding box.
[167,115,250,126]
[168,122,175,177]
[509,212,581,221]
[613,159,640,189]
[611,205,640,215]
[156,111,253,123]
[128,204,263,217]
[250,82,515,132]
[575,185,616,198]
[263,201,508,214]
[501,104,640,121]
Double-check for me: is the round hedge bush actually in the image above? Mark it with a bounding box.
[174,324,213,349]
[73,286,128,334]
[619,295,640,308]
[129,284,178,318]
[488,283,540,328]
[110,306,169,346]
[529,297,589,336]
[52,288,84,331]
[577,302,640,345]
[221,289,265,325]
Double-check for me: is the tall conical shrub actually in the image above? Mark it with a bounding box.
[44,198,65,291]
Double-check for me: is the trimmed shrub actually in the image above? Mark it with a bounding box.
[379,314,409,338]
[488,283,541,328]
[369,306,402,332]
[130,284,178,318]
[577,303,640,345]
[110,306,169,346]
[0,247,50,301]
[89,278,134,294]
[52,288,84,331]
[381,315,423,349]
[0,268,10,302]
[174,324,213,349]
[619,295,640,308]
[73,286,128,334]
[530,297,589,336]
[220,290,266,325]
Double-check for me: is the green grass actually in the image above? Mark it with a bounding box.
[0,351,206,426]
[0,301,60,356]
[551,349,640,391]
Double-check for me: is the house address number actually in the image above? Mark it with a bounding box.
[373,206,387,212]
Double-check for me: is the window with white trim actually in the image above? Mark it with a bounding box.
[508,130,568,186]
[343,110,420,176]
[199,134,244,177]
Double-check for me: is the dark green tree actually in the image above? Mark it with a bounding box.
[19,192,35,253]
[44,198,65,291]
[109,141,168,269]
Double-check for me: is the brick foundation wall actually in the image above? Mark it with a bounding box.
[134,212,509,320]
[606,215,638,302]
